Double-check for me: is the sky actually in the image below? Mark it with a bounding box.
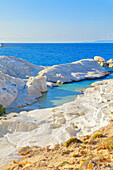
[0,0,113,43]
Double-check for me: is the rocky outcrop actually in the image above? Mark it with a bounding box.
[38,59,107,84]
[0,79,113,166]
[5,75,47,108]
[94,56,105,66]
[0,56,45,78]
[106,59,113,68]
[0,56,48,107]
[0,56,109,107]
[0,71,47,107]
[0,43,4,47]
[94,56,113,68]
[25,76,47,102]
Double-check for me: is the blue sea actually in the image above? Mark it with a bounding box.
[1,43,113,111]
[1,43,113,66]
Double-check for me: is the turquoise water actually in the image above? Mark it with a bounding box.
[14,71,113,111]
[37,72,113,109]
[1,43,113,110]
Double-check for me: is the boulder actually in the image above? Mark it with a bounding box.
[18,146,31,156]
[25,76,47,101]
[106,59,113,68]
[94,56,105,66]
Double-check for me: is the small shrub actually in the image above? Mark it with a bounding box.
[81,145,86,149]
[83,141,88,144]
[62,150,70,155]
[92,133,103,140]
[59,161,69,167]
[65,137,82,147]
[0,105,6,116]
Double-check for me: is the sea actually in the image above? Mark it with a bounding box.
[1,43,113,110]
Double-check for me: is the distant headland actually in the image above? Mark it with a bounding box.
[0,43,4,47]
[0,43,12,47]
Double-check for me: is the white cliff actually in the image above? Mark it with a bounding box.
[0,79,113,166]
[0,56,48,107]
[0,73,47,108]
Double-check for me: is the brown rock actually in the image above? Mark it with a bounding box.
[18,146,31,156]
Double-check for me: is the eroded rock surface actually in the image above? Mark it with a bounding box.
[0,56,44,78]
[0,72,47,107]
[38,59,107,84]
[0,79,113,166]
[0,56,47,107]
[2,122,113,170]
[0,56,108,107]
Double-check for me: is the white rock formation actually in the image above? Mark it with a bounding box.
[0,56,48,107]
[0,56,108,108]
[25,76,47,102]
[94,56,105,66]
[0,71,47,107]
[0,56,45,78]
[106,59,113,68]
[38,59,108,84]
[0,72,20,106]
[0,79,113,166]
[46,82,58,88]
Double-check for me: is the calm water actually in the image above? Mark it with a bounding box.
[1,43,113,66]
[1,43,113,111]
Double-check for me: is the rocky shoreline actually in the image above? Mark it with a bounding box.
[0,56,113,167]
[0,78,113,167]
[94,56,113,68]
[0,56,109,109]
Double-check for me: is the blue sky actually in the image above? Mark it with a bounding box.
[0,0,113,42]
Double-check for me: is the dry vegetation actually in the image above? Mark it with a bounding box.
[2,122,113,170]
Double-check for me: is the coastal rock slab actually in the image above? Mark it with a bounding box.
[0,56,45,78]
[38,59,107,84]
